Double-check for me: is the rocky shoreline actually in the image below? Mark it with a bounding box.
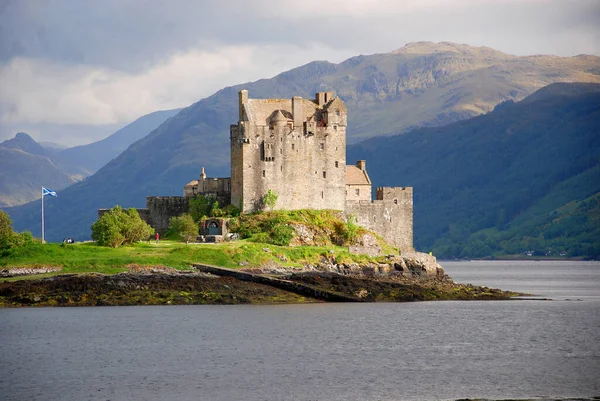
[0,254,521,307]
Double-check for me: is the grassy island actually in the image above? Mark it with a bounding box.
[0,240,521,307]
[0,209,522,307]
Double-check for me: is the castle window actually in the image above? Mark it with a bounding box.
[280,149,282,154]
[292,144,295,150]
[355,188,360,196]
[280,166,283,171]
[394,199,398,204]
[320,143,324,150]
[262,170,265,178]
[335,161,339,168]
[334,125,337,131]
[373,216,376,222]
[321,191,324,199]
[335,109,340,116]
[323,171,326,178]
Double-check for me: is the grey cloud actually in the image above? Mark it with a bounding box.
[1,0,599,147]
[2,0,598,73]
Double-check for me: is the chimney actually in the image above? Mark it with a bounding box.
[292,96,303,128]
[316,92,326,106]
[356,160,366,171]
[239,90,248,121]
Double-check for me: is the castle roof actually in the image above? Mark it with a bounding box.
[346,165,371,186]
[244,98,320,125]
[184,180,199,188]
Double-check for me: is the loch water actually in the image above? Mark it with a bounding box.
[1,260,599,401]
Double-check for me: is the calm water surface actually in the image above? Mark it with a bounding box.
[1,261,599,401]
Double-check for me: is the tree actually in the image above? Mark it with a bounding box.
[0,210,14,248]
[0,210,32,252]
[91,206,154,247]
[263,189,278,211]
[169,214,198,244]
[189,194,239,221]
[189,194,216,222]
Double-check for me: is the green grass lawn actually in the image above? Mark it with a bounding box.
[0,240,368,280]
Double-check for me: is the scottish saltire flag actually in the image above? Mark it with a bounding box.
[42,187,57,197]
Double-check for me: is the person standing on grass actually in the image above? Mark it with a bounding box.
[155,232,159,244]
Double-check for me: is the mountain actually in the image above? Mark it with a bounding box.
[0,135,76,207]
[347,83,600,258]
[1,132,48,157]
[54,108,181,176]
[0,109,179,208]
[40,142,69,150]
[4,43,600,244]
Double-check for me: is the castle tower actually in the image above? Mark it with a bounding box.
[231,90,347,212]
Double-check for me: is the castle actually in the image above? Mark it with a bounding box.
[105,91,413,252]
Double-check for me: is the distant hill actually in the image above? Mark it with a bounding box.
[347,83,600,258]
[1,132,48,157]
[0,144,75,207]
[0,110,179,207]
[55,108,181,176]
[4,42,600,245]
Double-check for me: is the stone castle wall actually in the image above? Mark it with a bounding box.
[346,187,414,253]
[146,196,189,235]
[184,177,231,197]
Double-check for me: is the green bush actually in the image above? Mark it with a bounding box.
[189,195,240,221]
[269,223,295,246]
[169,214,198,244]
[262,189,278,211]
[344,214,360,243]
[0,210,33,254]
[91,206,154,247]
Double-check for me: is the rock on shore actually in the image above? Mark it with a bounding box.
[243,251,446,278]
[0,260,518,307]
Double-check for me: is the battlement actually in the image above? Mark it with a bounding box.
[347,186,414,253]
[375,186,413,202]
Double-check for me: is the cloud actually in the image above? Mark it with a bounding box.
[0,43,352,126]
[0,0,598,145]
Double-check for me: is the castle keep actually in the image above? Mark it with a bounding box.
[103,91,414,252]
[230,90,347,212]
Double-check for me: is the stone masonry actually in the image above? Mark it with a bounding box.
[230,90,347,212]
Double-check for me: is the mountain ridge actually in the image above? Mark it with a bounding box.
[4,43,600,248]
[0,109,180,207]
[347,82,600,258]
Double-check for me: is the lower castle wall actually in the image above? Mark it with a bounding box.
[146,196,190,236]
[346,187,413,253]
[137,209,151,227]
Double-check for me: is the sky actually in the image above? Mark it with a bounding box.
[0,0,599,146]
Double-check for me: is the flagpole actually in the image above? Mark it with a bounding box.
[41,186,45,244]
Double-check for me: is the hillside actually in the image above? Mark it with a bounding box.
[0,109,178,207]
[1,132,49,157]
[4,43,600,244]
[55,108,181,176]
[0,146,76,207]
[347,83,600,258]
